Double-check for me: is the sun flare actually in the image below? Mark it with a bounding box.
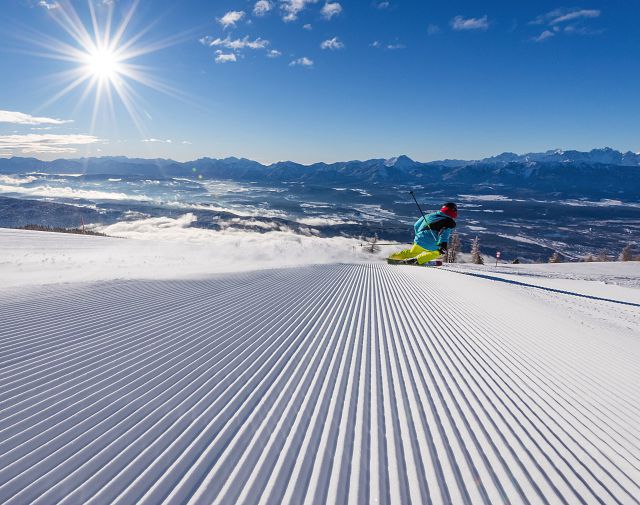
[84,47,121,81]
[30,0,179,132]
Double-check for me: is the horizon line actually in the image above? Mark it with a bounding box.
[1,146,638,167]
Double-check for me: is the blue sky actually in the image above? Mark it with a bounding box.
[0,0,638,163]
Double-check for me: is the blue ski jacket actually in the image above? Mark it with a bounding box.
[414,211,457,251]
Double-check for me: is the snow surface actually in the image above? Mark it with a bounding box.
[448,261,640,293]
[1,230,640,504]
[0,227,378,288]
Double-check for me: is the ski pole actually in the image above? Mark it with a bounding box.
[409,190,428,221]
[409,191,439,243]
[358,242,407,247]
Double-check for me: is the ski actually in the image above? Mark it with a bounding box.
[387,258,443,267]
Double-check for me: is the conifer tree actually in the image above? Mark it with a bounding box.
[446,232,461,263]
[619,244,633,261]
[470,236,484,265]
[549,251,563,263]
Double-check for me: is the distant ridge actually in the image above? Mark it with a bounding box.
[1,147,639,168]
[1,147,639,201]
[428,147,640,168]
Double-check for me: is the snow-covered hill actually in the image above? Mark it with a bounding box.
[1,230,639,504]
[0,227,373,288]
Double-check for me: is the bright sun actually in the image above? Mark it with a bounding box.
[33,0,177,130]
[85,48,121,81]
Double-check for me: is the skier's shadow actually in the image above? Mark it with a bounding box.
[445,269,640,308]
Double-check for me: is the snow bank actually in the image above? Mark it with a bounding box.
[447,261,640,303]
[0,223,383,289]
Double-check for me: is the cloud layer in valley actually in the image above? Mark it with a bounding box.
[0,183,153,201]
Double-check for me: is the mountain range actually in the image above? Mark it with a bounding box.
[423,147,640,168]
[1,147,639,200]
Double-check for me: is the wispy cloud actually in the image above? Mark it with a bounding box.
[451,15,489,31]
[290,56,314,67]
[217,10,246,29]
[371,40,405,50]
[200,35,269,51]
[533,30,555,42]
[0,134,99,155]
[374,1,390,10]
[531,8,602,42]
[253,0,273,16]
[200,35,273,64]
[267,49,282,58]
[550,9,600,25]
[303,23,313,30]
[37,0,59,10]
[427,24,441,35]
[0,110,73,125]
[141,138,173,144]
[280,0,319,22]
[320,36,344,50]
[321,2,342,20]
[531,8,601,26]
[562,24,603,35]
[215,52,238,63]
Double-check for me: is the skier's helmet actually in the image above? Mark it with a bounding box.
[440,202,458,219]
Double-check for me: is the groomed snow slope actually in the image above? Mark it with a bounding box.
[2,260,639,504]
[448,261,640,291]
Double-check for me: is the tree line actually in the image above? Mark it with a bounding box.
[19,224,107,237]
[445,233,637,264]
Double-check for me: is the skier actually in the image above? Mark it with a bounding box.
[388,202,458,265]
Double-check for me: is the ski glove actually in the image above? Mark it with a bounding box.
[438,244,448,254]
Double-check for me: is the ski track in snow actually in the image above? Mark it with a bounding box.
[1,264,639,504]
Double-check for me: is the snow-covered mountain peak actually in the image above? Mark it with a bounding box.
[384,155,415,168]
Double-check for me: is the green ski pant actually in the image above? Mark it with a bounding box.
[388,244,441,265]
